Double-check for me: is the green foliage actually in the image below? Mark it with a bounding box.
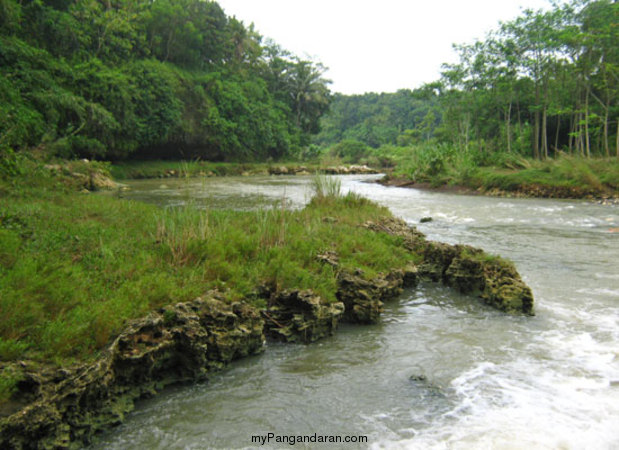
[0,364,22,402]
[319,0,617,164]
[315,89,437,149]
[329,139,371,163]
[376,140,618,194]
[0,338,29,360]
[0,148,30,179]
[0,0,331,161]
[0,0,21,34]
[128,60,182,149]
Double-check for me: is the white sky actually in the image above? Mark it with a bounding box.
[216,0,557,94]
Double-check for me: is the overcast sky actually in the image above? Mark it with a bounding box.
[216,0,557,95]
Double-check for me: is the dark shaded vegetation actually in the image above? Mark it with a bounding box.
[0,0,331,161]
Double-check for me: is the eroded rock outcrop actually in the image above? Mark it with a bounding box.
[336,270,388,323]
[363,217,535,315]
[268,165,378,176]
[43,161,119,191]
[262,289,344,343]
[0,295,264,449]
[323,165,377,175]
[335,269,418,324]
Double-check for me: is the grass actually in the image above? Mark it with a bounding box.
[379,143,619,196]
[0,156,418,401]
[311,172,342,199]
[469,156,618,194]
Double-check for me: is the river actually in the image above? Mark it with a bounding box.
[94,175,619,449]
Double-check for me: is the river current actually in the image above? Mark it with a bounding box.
[94,175,619,449]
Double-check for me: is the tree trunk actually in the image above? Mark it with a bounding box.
[165,30,174,62]
[603,104,609,157]
[506,100,512,153]
[585,89,591,158]
[542,106,548,159]
[554,115,561,157]
[568,114,573,155]
[517,101,522,135]
[533,84,541,159]
[576,113,584,157]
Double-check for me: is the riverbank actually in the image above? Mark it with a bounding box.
[113,156,619,203]
[0,158,533,448]
[379,176,619,204]
[110,159,377,180]
[364,142,619,201]
[380,155,619,203]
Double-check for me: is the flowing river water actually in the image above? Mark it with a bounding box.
[94,175,619,449]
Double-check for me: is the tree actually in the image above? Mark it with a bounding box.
[0,0,332,160]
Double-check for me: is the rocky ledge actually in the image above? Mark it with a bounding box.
[268,164,377,176]
[363,217,534,315]
[0,218,534,448]
[0,295,264,449]
[261,289,344,343]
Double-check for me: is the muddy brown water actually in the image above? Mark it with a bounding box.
[93,175,619,449]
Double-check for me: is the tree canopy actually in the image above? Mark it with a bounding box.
[0,0,332,160]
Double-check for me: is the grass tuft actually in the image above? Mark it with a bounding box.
[311,173,342,200]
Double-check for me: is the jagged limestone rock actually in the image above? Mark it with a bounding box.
[444,250,486,295]
[262,290,344,343]
[363,217,535,316]
[478,261,535,315]
[0,296,264,449]
[336,270,385,324]
[418,241,459,282]
[402,264,420,288]
[336,270,406,324]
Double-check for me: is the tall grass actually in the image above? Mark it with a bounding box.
[379,142,618,194]
[155,207,211,265]
[311,173,342,199]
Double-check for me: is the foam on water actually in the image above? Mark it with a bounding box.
[376,359,619,449]
[375,298,619,450]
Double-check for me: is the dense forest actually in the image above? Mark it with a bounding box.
[317,0,618,160]
[0,0,331,161]
[314,89,438,149]
[1,0,617,166]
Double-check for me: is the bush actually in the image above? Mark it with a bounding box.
[0,148,30,179]
[329,139,371,163]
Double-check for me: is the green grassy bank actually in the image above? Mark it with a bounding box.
[0,157,417,401]
[375,144,619,198]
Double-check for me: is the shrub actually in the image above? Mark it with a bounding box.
[329,139,371,163]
